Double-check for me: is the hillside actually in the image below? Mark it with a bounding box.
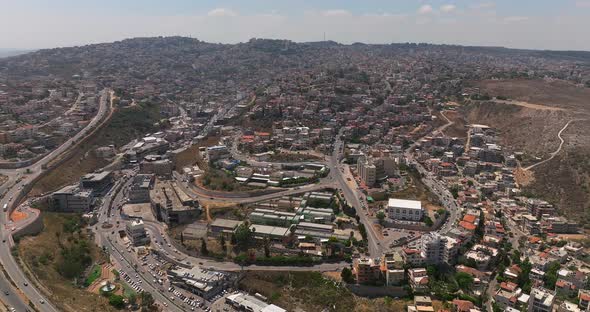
[465,79,590,226]
[30,101,161,195]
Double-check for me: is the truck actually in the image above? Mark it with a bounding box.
[3,203,7,212]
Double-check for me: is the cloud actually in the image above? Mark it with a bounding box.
[418,4,434,14]
[503,16,529,23]
[207,8,237,17]
[471,2,496,10]
[440,4,457,13]
[576,1,590,8]
[322,9,352,17]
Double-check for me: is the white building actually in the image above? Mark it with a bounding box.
[125,219,150,246]
[387,198,424,221]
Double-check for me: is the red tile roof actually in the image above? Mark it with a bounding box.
[463,214,477,223]
[459,221,477,231]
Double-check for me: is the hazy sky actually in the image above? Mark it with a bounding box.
[2,0,590,50]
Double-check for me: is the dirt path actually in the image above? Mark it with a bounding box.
[525,118,584,170]
[493,99,566,111]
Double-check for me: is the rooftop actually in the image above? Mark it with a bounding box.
[388,198,422,210]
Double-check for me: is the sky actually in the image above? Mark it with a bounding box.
[1,0,590,51]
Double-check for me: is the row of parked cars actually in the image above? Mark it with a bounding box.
[168,286,210,311]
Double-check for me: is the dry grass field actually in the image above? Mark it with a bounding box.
[466,79,590,226]
[17,213,117,312]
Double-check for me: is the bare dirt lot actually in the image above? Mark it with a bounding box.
[475,79,590,112]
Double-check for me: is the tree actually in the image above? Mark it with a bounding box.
[128,293,137,305]
[263,237,271,258]
[341,267,354,283]
[140,292,156,312]
[424,216,434,227]
[376,211,386,225]
[234,222,253,249]
[455,272,474,290]
[358,223,367,241]
[544,262,561,289]
[220,235,227,252]
[201,239,208,256]
[108,294,125,309]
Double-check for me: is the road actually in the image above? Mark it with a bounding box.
[0,89,111,312]
[90,170,346,312]
[525,118,583,171]
[329,129,383,258]
[403,110,462,235]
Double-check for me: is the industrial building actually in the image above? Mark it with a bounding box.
[225,293,286,312]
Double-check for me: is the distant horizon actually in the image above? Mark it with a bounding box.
[2,1,590,51]
[5,36,590,54]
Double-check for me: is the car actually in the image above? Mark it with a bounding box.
[4,290,9,295]
[23,282,28,286]
[39,299,45,304]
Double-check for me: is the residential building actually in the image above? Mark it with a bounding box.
[357,155,377,187]
[420,233,458,265]
[408,268,429,292]
[353,258,381,284]
[529,287,555,312]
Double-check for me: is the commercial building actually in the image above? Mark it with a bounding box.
[168,267,231,300]
[387,198,424,221]
[129,174,154,203]
[124,137,170,163]
[52,185,93,212]
[150,179,200,225]
[140,159,173,177]
[79,171,113,195]
[125,219,150,246]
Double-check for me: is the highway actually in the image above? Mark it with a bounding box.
[0,89,111,312]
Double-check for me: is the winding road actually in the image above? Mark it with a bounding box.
[525,118,584,171]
